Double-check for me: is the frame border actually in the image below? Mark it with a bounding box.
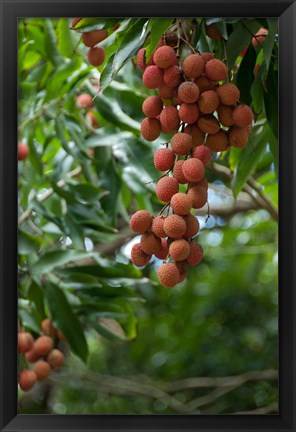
[0,1,295,431]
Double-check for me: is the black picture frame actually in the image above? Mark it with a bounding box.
[1,1,295,431]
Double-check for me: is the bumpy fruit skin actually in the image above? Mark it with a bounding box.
[197,177,209,190]
[154,148,175,171]
[25,348,40,363]
[18,332,34,353]
[76,93,94,110]
[33,361,51,381]
[198,115,220,134]
[155,238,169,260]
[152,216,167,238]
[217,105,235,127]
[192,145,212,166]
[33,336,53,357]
[163,214,186,238]
[184,125,205,147]
[143,66,163,89]
[142,96,163,118]
[187,185,208,209]
[182,54,205,78]
[205,24,222,40]
[200,52,215,62]
[157,83,175,99]
[87,46,105,66]
[187,242,203,265]
[153,46,177,69]
[178,103,199,124]
[141,232,161,255]
[170,193,193,215]
[169,239,190,261]
[198,90,219,114]
[130,210,153,233]
[157,262,179,288]
[183,214,199,238]
[217,83,240,105]
[182,158,205,183]
[178,82,200,103]
[156,176,179,202]
[160,105,180,133]
[41,319,55,337]
[173,160,188,184]
[131,243,151,267]
[18,143,30,161]
[141,118,161,141]
[204,59,228,81]
[171,133,193,155]
[137,48,153,69]
[86,112,100,128]
[206,130,229,152]
[19,370,37,392]
[175,260,189,282]
[47,349,65,369]
[163,65,182,88]
[82,30,108,47]
[232,104,254,127]
[252,27,268,47]
[229,127,248,148]
[194,75,216,92]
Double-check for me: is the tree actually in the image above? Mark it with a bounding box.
[18,17,278,414]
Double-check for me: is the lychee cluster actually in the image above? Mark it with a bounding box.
[130,33,254,288]
[18,319,65,392]
[76,92,100,130]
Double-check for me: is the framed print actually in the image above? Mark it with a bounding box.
[0,0,295,431]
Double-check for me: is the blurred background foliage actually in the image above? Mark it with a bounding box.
[18,17,278,414]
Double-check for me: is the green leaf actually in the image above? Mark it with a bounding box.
[232,122,271,197]
[236,45,257,105]
[196,20,210,52]
[99,158,121,225]
[44,19,62,66]
[226,19,261,69]
[146,18,174,60]
[27,281,46,319]
[46,283,88,363]
[99,52,116,90]
[73,18,119,32]
[263,63,278,140]
[263,19,278,70]
[58,261,142,280]
[250,60,266,113]
[57,18,76,58]
[112,19,149,78]
[91,318,131,342]
[18,230,42,255]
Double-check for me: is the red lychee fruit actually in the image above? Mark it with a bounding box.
[229,127,249,148]
[154,148,175,171]
[157,83,175,99]
[200,52,215,62]
[157,262,179,288]
[217,105,235,127]
[187,185,208,209]
[194,75,216,92]
[153,45,177,69]
[18,332,34,353]
[183,214,199,238]
[198,90,219,114]
[19,370,37,392]
[206,130,229,152]
[178,103,199,124]
[18,142,30,161]
[155,238,169,260]
[86,111,100,128]
[175,260,189,282]
[178,81,200,103]
[182,54,205,78]
[33,336,53,357]
[182,158,205,183]
[216,83,240,105]
[141,232,162,255]
[152,216,167,238]
[232,104,254,127]
[82,29,108,47]
[141,117,161,141]
[163,65,182,88]
[163,214,187,239]
[252,27,268,47]
[142,96,163,118]
[184,125,205,147]
[142,65,164,89]
[169,239,190,261]
[173,160,188,184]
[130,210,153,233]
[87,46,105,66]
[137,48,154,69]
[205,24,222,40]
[131,243,151,267]
[171,132,193,155]
[192,145,212,166]
[156,176,179,202]
[160,105,180,133]
[47,349,65,369]
[76,93,94,110]
[198,115,220,134]
[170,193,193,215]
[33,361,51,381]
[204,59,228,81]
[187,242,204,265]
[41,319,55,337]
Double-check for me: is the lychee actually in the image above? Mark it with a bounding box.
[178,103,199,124]
[170,193,193,215]
[19,370,37,392]
[198,90,219,114]
[204,59,228,81]
[155,238,169,260]
[175,260,189,282]
[216,83,240,105]
[252,27,268,47]
[163,214,187,238]
[197,115,220,134]
[182,158,205,182]
[154,148,175,171]
[178,81,200,103]
[217,105,235,127]
[232,104,254,127]
[200,52,215,62]
[82,29,108,47]
[18,142,30,161]
[18,332,34,353]
[169,239,190,261]
[194,75,216,92]
[141,232,162,255]
[142,96,163,118]
[137,48,153,69]
[152,216,167,238]
[205,24,222,40]
[157,262,179,288]
[187,242,204,265]
[25,348,40,363]
[183,214,199,238]
[47,349,65,369]
[130,210,153,233]
[141,117,161,141]
[206,130,229,152]
[131,243,151,267]
[192,145,212,165]
[229,127,249,148]
[184,125,205,147]
[153,45,177,69]
[76,93,94,110]
[160,105,180,133]
[41,319,55,337]
[87,46,105,66]
[182,54,205,78]
[187,185,208,209]
[173,160,188,184]
[156,176,179,202]
[86,111,100,128]
[33,336,53,357]
[142,65,164,89]
[157,83,175,99]
[163,65,182,87]
[33,360,51,381]
[171,133,192,155]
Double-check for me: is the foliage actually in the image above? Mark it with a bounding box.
[18,17,278,414]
